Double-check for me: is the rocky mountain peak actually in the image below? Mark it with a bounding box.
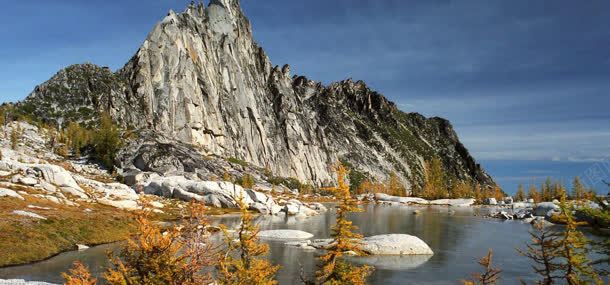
[18,0,495,191]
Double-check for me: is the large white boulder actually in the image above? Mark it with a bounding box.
[74,175,138,201]
[484,198,498,205]
[512,202,532,209]
[144,176,284,215]
[98,199,139,211]
[258,230,314,240]
[18,176,38,186]
[533,202,560,217]
[33,165,87,199]
[359,234,433,255]
[308,202,328,212]
[282,200,318,216]
[284,203,300,215]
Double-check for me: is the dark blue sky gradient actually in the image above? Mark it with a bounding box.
[1,0,608,193]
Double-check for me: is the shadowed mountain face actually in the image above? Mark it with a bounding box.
[19,0,494,190]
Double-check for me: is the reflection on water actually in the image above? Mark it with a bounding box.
[349,255,433,271]
[1,204,600,284]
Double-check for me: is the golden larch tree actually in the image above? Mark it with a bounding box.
[451,181,473,199]
[104,200,216,285]
[515,184,525,202]
[518,221,563,285]
[556,196,601,285]
[528,185,541,203]
[423,158,447,199]
[62,261,97,285]
[463,249,501,285]
[314,162,372,285]
[217,195,279,285]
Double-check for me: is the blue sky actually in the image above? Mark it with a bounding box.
[1,0,609,193]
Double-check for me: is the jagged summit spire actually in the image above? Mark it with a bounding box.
[209,0,240,9]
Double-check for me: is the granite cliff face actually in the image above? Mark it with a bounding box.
[20,0,494,191]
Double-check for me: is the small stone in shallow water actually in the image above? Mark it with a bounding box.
[76,244,89,251]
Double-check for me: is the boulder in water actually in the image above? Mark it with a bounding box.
[484,198,497,205]
[360,234,433,255]
[533,202,560,217]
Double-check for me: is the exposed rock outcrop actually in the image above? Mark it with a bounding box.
[19,0,495,193]
[374,193,475,207]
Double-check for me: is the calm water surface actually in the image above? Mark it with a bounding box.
[0,204,605,284]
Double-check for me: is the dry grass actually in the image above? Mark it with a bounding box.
[298,195,337,203]
[0,193,136,267]
[0,184,247,267]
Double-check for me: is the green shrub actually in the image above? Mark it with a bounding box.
[228,157,248,167]
[92,113,121,170]
[10,125,22,150]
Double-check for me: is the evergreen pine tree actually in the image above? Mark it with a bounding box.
[92,113,121,170]
[515,184,526,202]
[541,178,553,202]
[571,177,585,200]
[10,124,21,150]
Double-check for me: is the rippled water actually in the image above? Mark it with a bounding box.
[0,204,606,284]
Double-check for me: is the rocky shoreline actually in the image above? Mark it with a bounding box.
[0,121,332,267]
